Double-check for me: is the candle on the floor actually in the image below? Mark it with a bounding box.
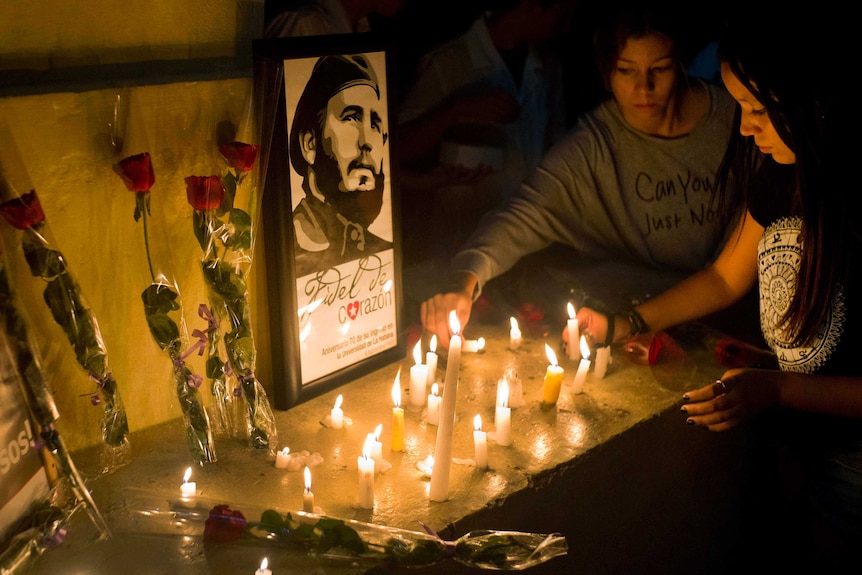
[426,334,438,387]
[180,466,196,496]
[391,369,404,452]
[430,311,461,501]
[463,337,485,352]
[302,466,314,513]
[495,379,512,446]
[358,435,375,509]
[542,344,565,406]
[330,394,344,429]
[594,345,611,379]
[473,414,488,470]
[566,302,580,360]
[255,557,272,575]
[275,446,291,469]
[409,341,428,409]
[509,317,522,350]
[572,336,591,394]
[427,382,441,425]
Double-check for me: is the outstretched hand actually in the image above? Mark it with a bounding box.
[420,290,473,350]
[680,368,780,431]
[561,306,611,348]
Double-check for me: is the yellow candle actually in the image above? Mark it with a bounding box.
[542,344,565,405]
[391,369,404,452]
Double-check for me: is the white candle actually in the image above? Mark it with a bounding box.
[427,382,441,425]
[275,446,291,469]
[509,317,522,350]
[572,336,591,394]
[542,344,565,406]
[391,371,404,452]
[426,335,438,387]
[180,466,196,496]
[593,346,611,379]
[473,414,488,470]
[502,370,524,408]
[409,341,428,409]
[302,466,314,513]
[330,394,344,429]
[495,379,512,446]
[255,557,272,575]
[370,424,384,470]
[462,337,485,352]
[430,311,461,501]
[566,302,580,360]
[357,435,375,509]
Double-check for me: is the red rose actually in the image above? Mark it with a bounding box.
[219,141,259,172]
[113,152,155,192]
[0,190,45,230]
[203,504,247,543]
[185,176,225,210]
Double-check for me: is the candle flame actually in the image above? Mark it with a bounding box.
[431,382,439,397]
[567,302,576,319]
[429,334,437,353]
[183,466,192,483]
[545,343,558,367]
[391,368,401,407]
[448,310,460,335]
[413,340,422,365]
[280,446,290,457]
[580,335,591,359]
[510,316,519,331]
[477,337,486,350]
[304,466,312,491]
[334,394,343,410]
[259,557,268,571]
[374,423,383,440]
[362,434,373,459]
[473,414,482,431]
[498,379,509,408]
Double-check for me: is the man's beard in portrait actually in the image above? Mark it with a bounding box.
[314,150,385,229]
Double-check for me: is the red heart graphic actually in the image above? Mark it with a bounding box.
[347,301,359,320]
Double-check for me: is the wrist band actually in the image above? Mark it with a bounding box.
[623,309,650,337]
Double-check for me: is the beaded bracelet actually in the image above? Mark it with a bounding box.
[622,309,650,337]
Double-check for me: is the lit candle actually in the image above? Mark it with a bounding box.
[255,557,272,575]
[275,446,291,469]
[425,335,438,387]
[473,414,488,470]
[509,317,522,350]
[302,466,314,513]
[462,337,485,353]
[370,424,384,470]
[430,311,461,501]
[542,344,565,406]
[593,345,611,380]
[495,379,512,446]
[330,394,344,429]
[180,466,196,496]
[357,435,375,509]
[427,382,441,425]
[566,302,580,360]
[391,370,404,452]
[572,336,591,394]
[409,341,428,410]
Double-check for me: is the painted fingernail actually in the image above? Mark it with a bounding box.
[680,406,688,414]
[686,418,695,426]
[682,394,690,402]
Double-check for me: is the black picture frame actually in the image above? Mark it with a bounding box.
[253,34,404,410]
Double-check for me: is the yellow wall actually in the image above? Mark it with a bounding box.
[0,1,272,452]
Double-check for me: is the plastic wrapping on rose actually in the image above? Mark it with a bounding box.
[120,493,568,571]
[115,151,217,465]
[185,136,277,454]
[0,259,110,573]
[0,190,130,471]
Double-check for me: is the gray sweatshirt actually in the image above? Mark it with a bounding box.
[452,82,739,293]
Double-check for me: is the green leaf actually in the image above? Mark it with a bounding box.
[217,173,237,217]
[22,237,67,279]
[144,313,180,351]
[205,356,225,379]
[192,210,211,253]
[141,283,180,315]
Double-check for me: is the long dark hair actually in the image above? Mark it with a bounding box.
[715,6,843,346]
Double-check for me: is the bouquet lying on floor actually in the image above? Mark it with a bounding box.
[124,493,567,571]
